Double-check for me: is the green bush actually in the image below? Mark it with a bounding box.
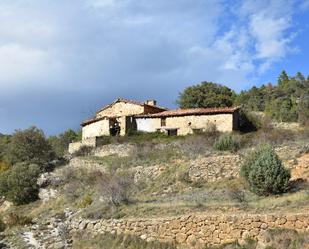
[0,218,6,232]
[48,129,80,158]
[240,145,290,196]
[0,160,10,173]
[0,163,41,205]
[213,134,239,152]
[78,194,93,208]
[6,126,54,166]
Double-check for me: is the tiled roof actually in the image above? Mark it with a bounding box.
[96,98,166,114]
[81,116,106,126]
[135,107,239,118]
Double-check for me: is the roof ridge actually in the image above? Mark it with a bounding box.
[135,106,239,118]
[95,97,167,114]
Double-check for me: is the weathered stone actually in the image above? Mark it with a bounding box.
[186,234,197,245]
[176,233,188,243]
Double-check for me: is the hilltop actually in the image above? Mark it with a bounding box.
[1,124,309,248]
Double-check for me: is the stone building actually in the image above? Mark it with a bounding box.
[135,107,240,136]
[81,98,166,139]
[69,98,240,153]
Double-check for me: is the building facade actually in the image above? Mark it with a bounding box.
[135,107,239,136]
[81,98,166,139]
[68,98,240,153]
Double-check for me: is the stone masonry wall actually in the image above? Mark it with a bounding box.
[70,213,309,248]
[188,155,242,182]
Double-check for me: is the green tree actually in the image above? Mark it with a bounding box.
[240,145,290,196]
[48,129,80,157]
[0,134,10,161]
[298,94,309,125]
[278,70,290,88]
[176,82,236,108]
[0,163,41,205]
[6,126,54,166]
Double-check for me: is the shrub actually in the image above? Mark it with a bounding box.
[213,134,239,152]
[0,218,6,232]
[6,126,54,167]
[0,160,10,173]
[48,129,80,158]
[96,171,133,206]
[5,212,32,227]
[0,163,41,205]
[78,195,93,208]
[72,145,93,157]
[240,145,291,196]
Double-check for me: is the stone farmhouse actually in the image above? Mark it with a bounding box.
[69,98,240,153]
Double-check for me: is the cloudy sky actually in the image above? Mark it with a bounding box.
[1,0,309,135]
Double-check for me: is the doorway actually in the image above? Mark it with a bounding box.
[109,118,120,136]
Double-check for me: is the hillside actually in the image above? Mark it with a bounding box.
[1,127,309,248]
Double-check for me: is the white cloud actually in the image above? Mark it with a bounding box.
[0,0,306,134]
[230,0,297,72]
[250,14,291,58]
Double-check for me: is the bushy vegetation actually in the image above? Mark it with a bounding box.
[96,171,133,206]
[235,71,309,125]
[4,212,33,228]
[240,145,291,196]
[0,163,41,205]
[0,160,10,173]
[213,134,239,152]
[177,71,309,125]
[0,127,83,206]
[0,218,6,232]
[177,81,236,108]
[5,127,54,166]
[48,129,81,157]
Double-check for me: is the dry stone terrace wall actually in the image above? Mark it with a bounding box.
[188,155,242,182]
[70,213,309,247]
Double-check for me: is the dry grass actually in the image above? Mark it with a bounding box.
[72,231,177,249]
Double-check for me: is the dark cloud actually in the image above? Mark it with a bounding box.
[0,0,302,135]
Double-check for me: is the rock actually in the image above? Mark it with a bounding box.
[52,242,65,249]
[186,234,197,245]
[140,234,147,240]
[79,221,87,230]
[39,188,58,202]
[176,233,188,243]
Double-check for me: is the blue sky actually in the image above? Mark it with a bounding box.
[1,0,309,135]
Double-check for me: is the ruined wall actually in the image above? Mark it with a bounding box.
[70,213,309,247]
[96,102,144,118]
[82,119,110,140]
[136,113,234,135]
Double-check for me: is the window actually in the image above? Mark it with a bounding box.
[167,129,177,136]
[161,118,166,127]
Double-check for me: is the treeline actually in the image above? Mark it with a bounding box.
[177,71,309,125]
[235,71,309,124]
[0,127,81,205]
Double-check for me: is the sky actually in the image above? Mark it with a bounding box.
[1,0,309,135]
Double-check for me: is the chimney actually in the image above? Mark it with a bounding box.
[145,100,157,106]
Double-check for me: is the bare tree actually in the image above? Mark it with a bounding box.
[96,171,133,206]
